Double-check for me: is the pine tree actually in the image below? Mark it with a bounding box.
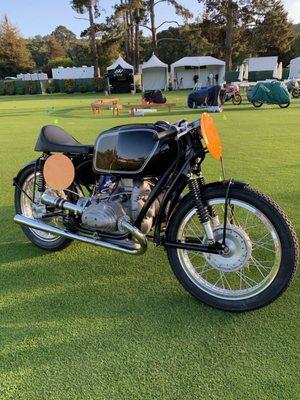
[251,1,295,64]
[0,16,35,78]
[199,0,277,70]
[71,0,100,77]
[48,35,66,60]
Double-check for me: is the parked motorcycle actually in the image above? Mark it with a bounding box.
[13,114,298,312]
[222,85,242,105]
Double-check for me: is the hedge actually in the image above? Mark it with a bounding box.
[0,77,107,96]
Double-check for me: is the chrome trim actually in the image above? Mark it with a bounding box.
[14,214,147,256]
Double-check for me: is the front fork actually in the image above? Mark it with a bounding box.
[188,173,219,243]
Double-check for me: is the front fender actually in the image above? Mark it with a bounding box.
[166,179,249,227]
[13,159,38,187]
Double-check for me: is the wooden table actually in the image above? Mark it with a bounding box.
[91,98,120,115]
[123,103,176,117]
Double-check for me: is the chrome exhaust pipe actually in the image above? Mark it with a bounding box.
[41,193,84,215]
[14,214,147,256]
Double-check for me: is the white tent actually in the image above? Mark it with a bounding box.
[289,57,300,79]
[244,56,278,72]
[171,56,225,89]
[107,55,134,72]
[141,54,168,91]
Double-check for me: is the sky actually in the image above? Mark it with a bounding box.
[0,0,299,38]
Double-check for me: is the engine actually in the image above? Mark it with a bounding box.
[79,178,161,235]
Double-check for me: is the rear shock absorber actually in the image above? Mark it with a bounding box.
[37,157,46,193]
[188,176,215,243]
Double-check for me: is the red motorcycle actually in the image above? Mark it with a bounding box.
[222,85,242,105]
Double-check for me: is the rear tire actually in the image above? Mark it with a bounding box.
[15,165,73,251]
[252,101,263,108]
[232,94,242,105]
[279,102,290,108]
[166,185,298,312]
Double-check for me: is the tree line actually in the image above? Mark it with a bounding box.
[0,0,299,79]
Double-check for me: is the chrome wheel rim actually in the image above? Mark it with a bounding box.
[20,172,65,241]
[177,199,281,300]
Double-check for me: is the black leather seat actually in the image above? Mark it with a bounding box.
[34,125,94,154]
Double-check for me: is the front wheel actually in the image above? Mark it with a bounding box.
[166,185,298,312]
[291,88,299,98]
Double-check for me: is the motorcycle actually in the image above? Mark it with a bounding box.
[13,114,298,312]
[222,85,242,105]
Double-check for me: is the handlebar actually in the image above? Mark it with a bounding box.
[153,118,200,141]
[153,125,179,141]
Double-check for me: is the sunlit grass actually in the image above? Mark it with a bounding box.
[0,92,299,399]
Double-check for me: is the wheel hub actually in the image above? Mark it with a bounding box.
[204,224,252,272]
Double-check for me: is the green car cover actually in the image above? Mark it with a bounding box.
[247,81,290,104]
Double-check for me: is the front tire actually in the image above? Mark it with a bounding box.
[15,165,73,251]
[166,185,298,312]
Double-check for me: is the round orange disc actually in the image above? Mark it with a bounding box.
[44,154,75,191]
[200,113,223,160]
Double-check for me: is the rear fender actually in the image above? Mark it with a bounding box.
[13,159,38,187]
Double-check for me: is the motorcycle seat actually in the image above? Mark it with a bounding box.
[34,125,94,154]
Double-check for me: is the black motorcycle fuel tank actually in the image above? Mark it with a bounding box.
[93,123,177,176]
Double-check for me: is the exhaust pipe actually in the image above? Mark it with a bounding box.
[14,214,147,256]
[41,193,84,215]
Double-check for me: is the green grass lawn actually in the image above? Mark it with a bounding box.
[0,91,299,399]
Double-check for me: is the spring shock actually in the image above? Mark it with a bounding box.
[188,177,215,243]
[197,174,219,224]
[37,158,46,193]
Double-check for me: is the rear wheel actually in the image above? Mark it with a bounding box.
[232,94,242,105]
[252,101,263,108]
[15,165,74,251]
[166,185,298,312]
[279,102,290,108]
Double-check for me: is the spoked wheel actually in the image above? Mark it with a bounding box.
[166,185,298,311]
[232,94,242,105]
[15,165,77,251]
[279,102,290,108]
[252,101,263,108]
[291,88,299,98]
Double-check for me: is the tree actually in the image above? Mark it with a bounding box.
[142,0,193,54]
[51,25,77,46]
[48,35,66,60]
[27,35,50,69]
[199,0,277,70]
[250,1,294,64]
[71,0,100,77]
[114,0,145,70]
[80,17,123,73]
[0,16,34,78]
[156,23,212,64]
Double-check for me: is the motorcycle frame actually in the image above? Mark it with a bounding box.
[14,128,236,254]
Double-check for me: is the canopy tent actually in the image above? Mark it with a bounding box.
[141,54,168,91]
[244,56,278,72]
[289,57,300,79]
[171,56,225,89]
[107,56,135,94]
